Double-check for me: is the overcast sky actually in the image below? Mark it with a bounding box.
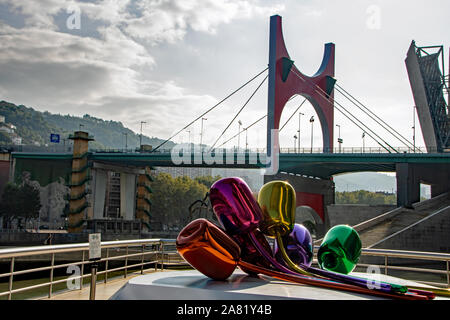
[0,0,448,150]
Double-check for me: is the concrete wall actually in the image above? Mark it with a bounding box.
[120,173,136,220]
[373,205,450,253]
[397,163,450,207]
[0,159,10,197]
[92,169,107,219]
[327,204,396,228]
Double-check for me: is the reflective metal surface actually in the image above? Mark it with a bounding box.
[257,180,296,237]
[174,219,430,300]
[176,218,240,280]
[210,177,262,235]
[274,223,314,268]
[317,225,362,274]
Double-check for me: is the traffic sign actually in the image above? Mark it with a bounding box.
[50,133,60,143]
[89,233,101,260]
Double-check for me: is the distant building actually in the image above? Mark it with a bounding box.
[11,135,22,145]
[105,171,121,218]
[212,168,263,192]
[154,167,263,191]
[0,115,4,123]
[0,125,13,134]
[155,166,212,179]
[0,123,19,142]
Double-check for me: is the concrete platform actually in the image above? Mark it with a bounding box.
[110,269,431,300]
[40,269,449,300]
[38,270,172,300]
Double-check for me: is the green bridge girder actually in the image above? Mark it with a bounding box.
[11,151,450,179]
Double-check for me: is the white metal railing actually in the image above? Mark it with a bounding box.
[90,146,434,154]
[0,238,187,300]
[1,239,449,300]
[310,247,450,288]
[358,248,450,288]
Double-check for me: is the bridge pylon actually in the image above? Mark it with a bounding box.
[267,15,336,156]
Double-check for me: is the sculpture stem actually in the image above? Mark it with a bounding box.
[274,231,312,276]
[237,260,429,300]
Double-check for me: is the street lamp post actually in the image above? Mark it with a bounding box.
[123,132,128,150]
[238,120,242,150]
[336,124,343,153]
[309,116,314,153]
[362,132,366,152]
[140,121,146,149]
[245,127,248,151]
[186,129,191,145]
[298,112,304,153]
[200,117,207,148]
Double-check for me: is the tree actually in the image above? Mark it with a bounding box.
[18,183,42,227]
[149,173,208,231]
[194,175,222,189]
[335,190,395,205]
[0,131,11,144]
[0,182,41,229]
[0,183,20,228]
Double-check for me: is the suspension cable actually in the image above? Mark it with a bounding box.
[216,114,267,148]
[290,68,398,153]
[209,74,268,151]
[279,98,307,132]
[151,67,268,152]
[334,84,420,151]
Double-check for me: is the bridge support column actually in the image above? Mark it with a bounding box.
[396,163,420,208]
[136,166,153,232]
[396,163,450,208]
[120,173,137,221]
[92,169,107,219]
[68,131,94,233]
[90,162,144,223]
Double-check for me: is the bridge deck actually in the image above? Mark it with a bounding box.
[12,151,450,179]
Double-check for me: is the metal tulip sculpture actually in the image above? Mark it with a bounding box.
[273,223,314,268]
[257,180,429,296]
[279,219,437,298]
[210,178,413,295]
[175,218,429,300]
[317,224,362,274]
[209,177,308,276]
[175,177,436,300]
[176,218,240,280]
[257,180,311,276]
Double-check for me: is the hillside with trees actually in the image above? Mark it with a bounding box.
[335,190,396,205]
[42,112,175,150]
[0,101,64,146]
[0,100,175,150]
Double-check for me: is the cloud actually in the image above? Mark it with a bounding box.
[0,0,282,137]
[122,0,283,43]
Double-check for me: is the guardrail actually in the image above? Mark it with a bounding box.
[4,145,447,155]
[0,238,187,300]
[310,248,450,289]
[357,248,450,288]
[1,239,448,300]
[90,146,443,154]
